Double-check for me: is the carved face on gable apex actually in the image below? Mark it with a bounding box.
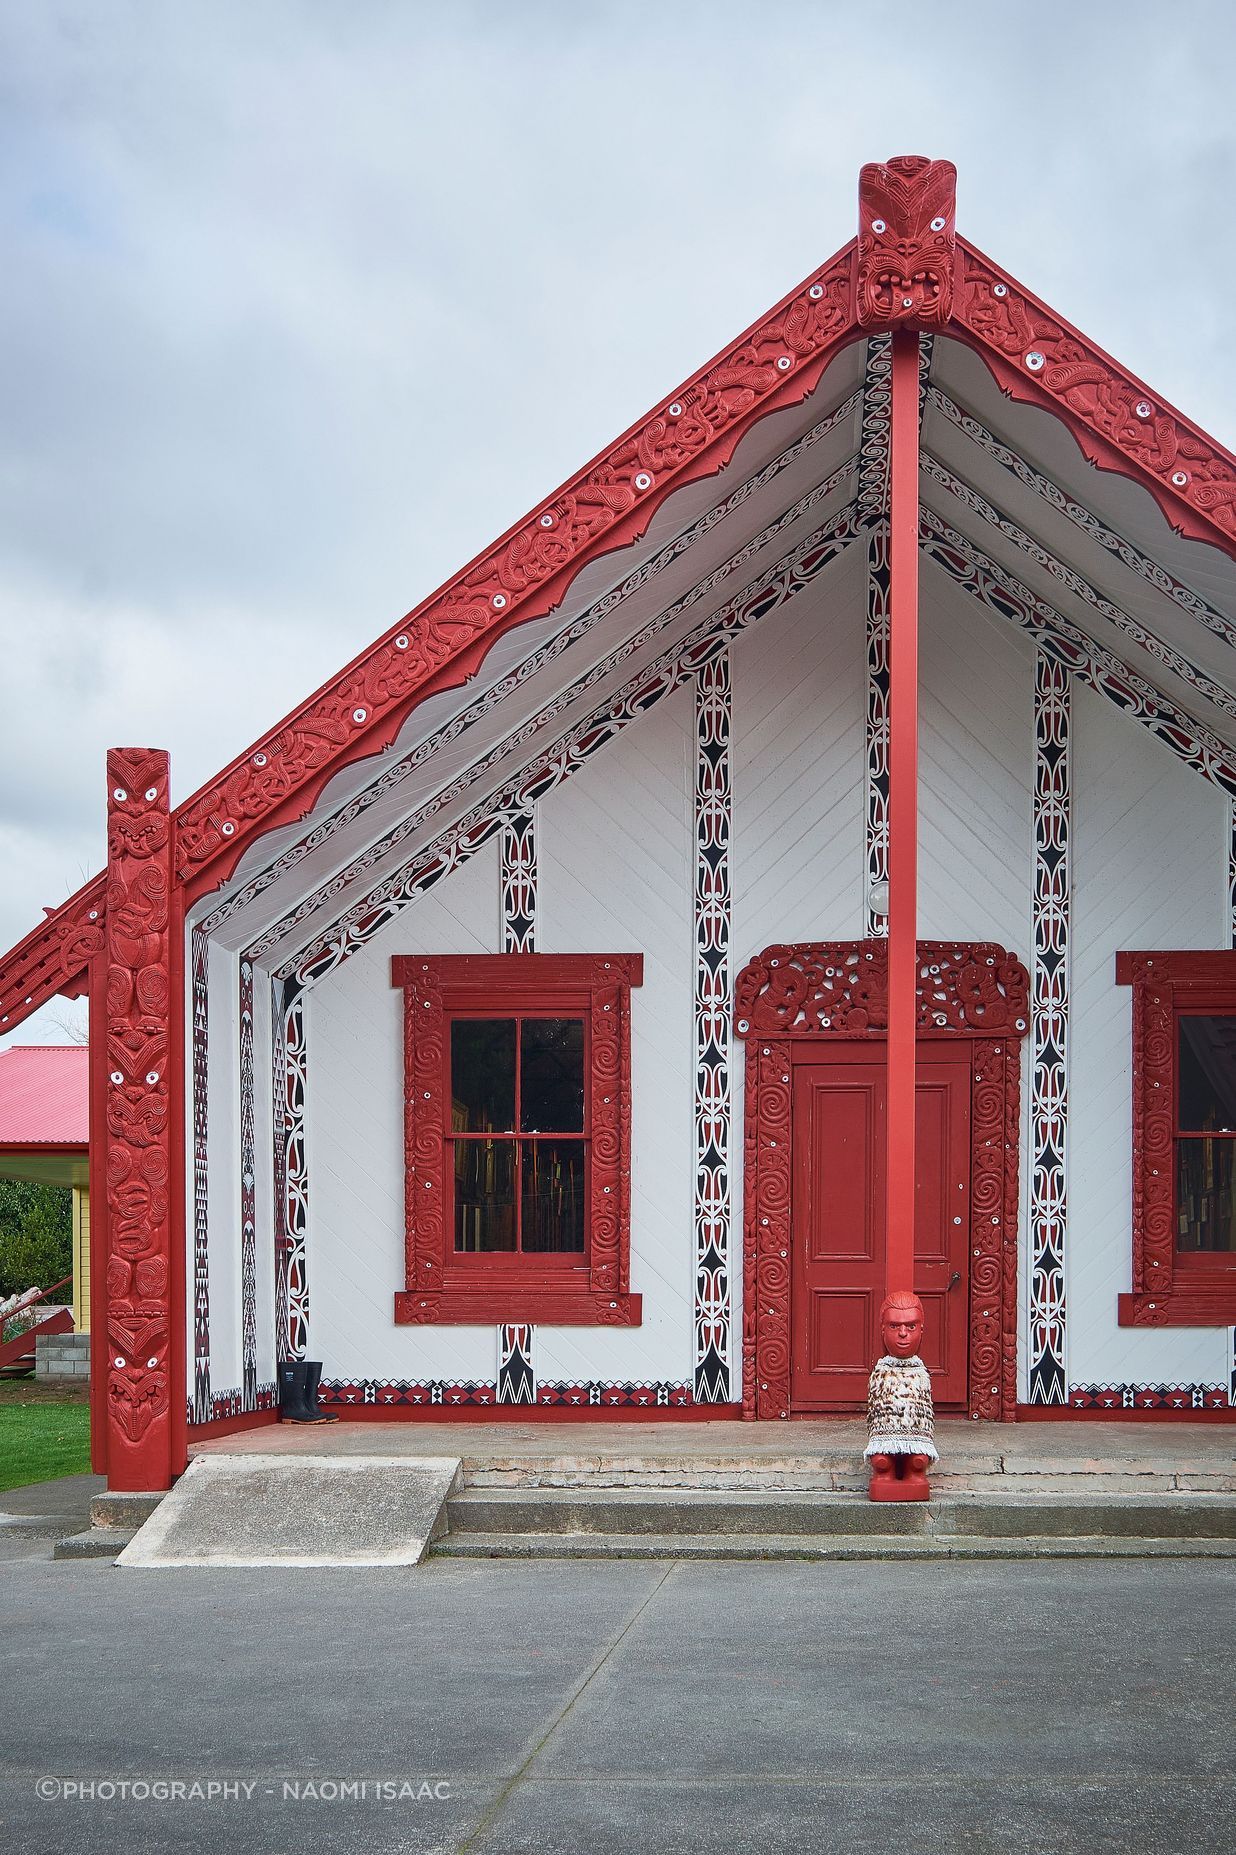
[856,155,958,331]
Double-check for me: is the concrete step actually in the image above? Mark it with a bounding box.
[461,1457,1236,1493]
[90,1491,164,1530]
[54,1527,137,1561]
[433,1531,1236,1562]
[445,1486,1236,1543]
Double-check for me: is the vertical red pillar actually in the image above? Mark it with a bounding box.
[885,330,920,1297]
[102,749,181,1491]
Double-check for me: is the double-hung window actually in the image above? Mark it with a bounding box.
[391,954,643,1326]
[1117,951,1236,1324]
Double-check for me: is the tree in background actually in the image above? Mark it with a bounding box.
[0,1181,72,1301]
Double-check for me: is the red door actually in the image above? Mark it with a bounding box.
[789,1042,971,1412]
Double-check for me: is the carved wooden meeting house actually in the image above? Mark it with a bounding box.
[7,155,1236,1492]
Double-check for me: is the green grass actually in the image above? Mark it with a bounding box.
[0,1401,91,1493]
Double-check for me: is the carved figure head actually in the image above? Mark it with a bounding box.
[856,156,957,330]
[107,748,170,863]
[879,1290,925,1358]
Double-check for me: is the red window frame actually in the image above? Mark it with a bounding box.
[1117,950,1236,1325]
[391,953,643,1326]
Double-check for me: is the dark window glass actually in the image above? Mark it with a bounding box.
[1178,1016,1236,1132]
[453,1140,516,1252]
[520,1139,586,1253]
[520,1018,585,1133]
[451,1019,515,1133]
[1176,1138,1236,1253]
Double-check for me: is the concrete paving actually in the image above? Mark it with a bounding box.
[118,1453,462,1568]
[0,1553,1231,1853]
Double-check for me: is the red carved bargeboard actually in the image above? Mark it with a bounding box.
[103,750,177,1488]
[735,941,1028,1421]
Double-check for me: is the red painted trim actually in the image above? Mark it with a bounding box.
[886,330,920,1298]
[1116,950,1236,1325]
[187,1408,279,1443]
[736,942,1029,1421]
[391,954,643,1327]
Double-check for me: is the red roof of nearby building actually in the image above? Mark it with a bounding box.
[0,1046,89,1148]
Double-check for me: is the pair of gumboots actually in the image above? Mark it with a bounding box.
[866,1292,937,1503]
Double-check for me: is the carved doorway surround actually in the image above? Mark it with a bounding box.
[734,940,1030,1421]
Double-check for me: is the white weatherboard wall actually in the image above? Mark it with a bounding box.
[731,543,865,962]
[1069,683,1228,1387]
[307,841,500,1384]
[918,562,1035,1400]
[537,685,695,1386]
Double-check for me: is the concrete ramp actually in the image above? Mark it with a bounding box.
[117,1454,461,1568]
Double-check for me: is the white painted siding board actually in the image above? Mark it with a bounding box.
[732,544,865,961]
[538,686,694,1386]
[307,841,501,1382]
[917,560,1033,959]
[1069,683,1228,1386]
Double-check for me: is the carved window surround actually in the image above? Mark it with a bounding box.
[734,940,1029,1421]
[1117,951,1236,1326]
[391,954,643,1327]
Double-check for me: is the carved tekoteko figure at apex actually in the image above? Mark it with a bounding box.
[865,1292,938,1503]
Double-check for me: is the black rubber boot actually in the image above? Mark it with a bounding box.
[303,1360,339,1423]
[278,1360,320,1423]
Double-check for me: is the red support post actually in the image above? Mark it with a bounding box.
[101,749,182,1490]
[885,330,920,1299]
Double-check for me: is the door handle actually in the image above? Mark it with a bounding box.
[946,1271,961,1292]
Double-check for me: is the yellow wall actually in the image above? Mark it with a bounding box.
[72,1186,90,1333]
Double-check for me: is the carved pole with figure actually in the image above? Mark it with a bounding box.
[856,155,957,1498]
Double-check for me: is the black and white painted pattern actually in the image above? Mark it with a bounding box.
[693,650,732,1403]
[499,809,538,1401]
[1029,649,1070,1405]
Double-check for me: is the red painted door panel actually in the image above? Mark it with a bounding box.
[790,1045,971,1412]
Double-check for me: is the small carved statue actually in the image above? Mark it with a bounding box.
[865,1290,937,1502]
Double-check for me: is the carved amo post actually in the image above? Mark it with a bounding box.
[102,749,183,1491]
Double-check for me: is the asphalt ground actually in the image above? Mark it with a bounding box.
[1,1549,1232,1855]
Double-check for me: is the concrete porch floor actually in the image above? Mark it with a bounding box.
[192,1417,1236,1490]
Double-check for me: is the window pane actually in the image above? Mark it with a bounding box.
[453,1140,516,1252]
[520,1018,585,1132]
[1178,1016,1236,1132]
[1176,1138,1236,1253]
[451,1020,515,1133]
[520,1139,586,1253]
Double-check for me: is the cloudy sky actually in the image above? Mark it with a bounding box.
[3,0,1236,1044]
